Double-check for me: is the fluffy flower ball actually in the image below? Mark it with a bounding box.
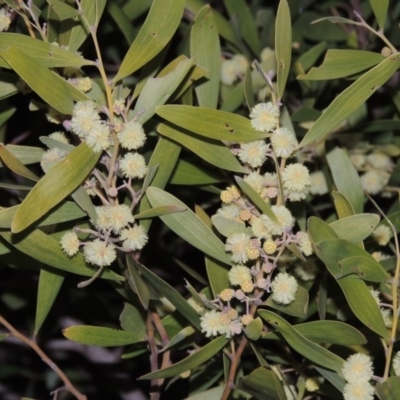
[119,224,148,250]
[393,351,400,376]
[119,152,147,179]
[238,140,269,168]
[60,232,80,256]
[228,265,252,286]
[271,272,298,304]
[0,9,11,32]
[263,205,295,236]
[83,239,116,267]
[117,120,146,150]
[343,381,374,400]
[342,353,374,383]
[225,233,251,263]
[249,102,280,132]
[270,127,298,158]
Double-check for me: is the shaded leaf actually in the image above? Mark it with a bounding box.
[119,302,147,341]
[370,0,389,29]
[134,205,186,220]
[264,286,309,318]
[170,159,222,186]
[244,317,263,341]
[375,376,400,400]
[35,268,65,335]
[126,256,151,310]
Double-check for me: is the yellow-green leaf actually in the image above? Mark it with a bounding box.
[370,0,389,29]
[113,0,185,82]
[63,325,143,347]
[12,143,100,233]
[156,105,267,142]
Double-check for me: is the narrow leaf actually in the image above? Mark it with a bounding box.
[12,143,100,233]
[140,336,228,379]
[190,5,221,108]
[63,325,143,347]
[259,310,345,373]
[35,268,65,335]
[113,0,185,82]
[370,0,389,29]
[157,122,245,173]
[275,0,292,100]
[156,105,267,142]
[300,54,400,147]
[0,144,39,181]
[146,187,231,265]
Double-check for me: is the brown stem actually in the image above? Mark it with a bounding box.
[221,336,248,400]
[0,314,87,400]
[146,310,161,400]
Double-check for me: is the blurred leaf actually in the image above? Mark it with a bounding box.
[297,50,383,80]
[63,325,143,347]
[296,42,327,72]
[220,81,245,112]
[244,67,255,110]
[147,187,230,265]
[258,310,344,373]
[157,122,245,173]
[190,5,220,108]
[0,72,18,100]
[315,366,345,393]
[170,159,222,186]
[126,256,151,310]
[12,143,99,234]
[47,0,78,20]
[71,186,97,222]
[186,0,239,48]
[327,148,364,214]
[330,214,379,243]
[275,0,291,101]
[244,317,263,341]
[224,0,260,55]
[238,367,286,400]
[0,145,39,182]
[113,0,185,82]
[264,320,366,346]
[0,230,123,281]
[107,1,135,44]
[300,54,400,147]
[140,336,228,379]
[370,0,389,29]
[0,33,93,68]
[134,205,186,219]
[376,376,400,400]
[119,303,147,341]
[134,57,194,125]
[0,47,88,114]
[35,268,65,335]
[205,256,230,298]
[68,0,107,52]
[235,176,278,222]
[264,286,309,318]
[156,105,267,142]
[4,145,44,165]
[137,263,200,329]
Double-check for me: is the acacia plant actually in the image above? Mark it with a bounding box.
[1,0,400,399]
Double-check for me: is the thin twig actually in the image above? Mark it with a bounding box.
[0,314,87,400]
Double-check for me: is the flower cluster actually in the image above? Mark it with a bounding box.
[54,100,149,270]
[342,353,375,400]
[198,102,316,338]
